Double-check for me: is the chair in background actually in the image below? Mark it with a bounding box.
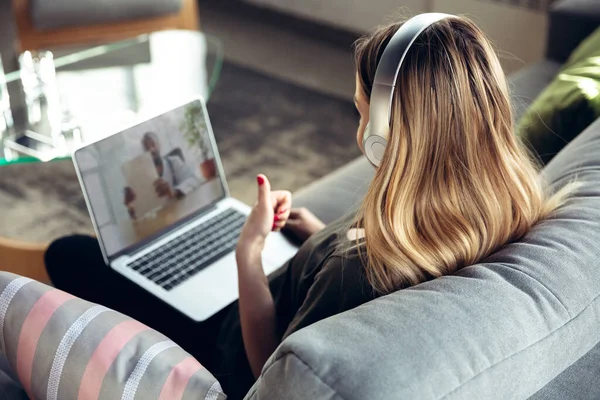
[0,237,49,283]
[12,0,200,51]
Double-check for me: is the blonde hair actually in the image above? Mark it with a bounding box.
[352,16,568,295]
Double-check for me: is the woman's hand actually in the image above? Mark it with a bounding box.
[237,174,292,256]
[236,174,290,377]
[283,208,325,242]
[154,178,174,198]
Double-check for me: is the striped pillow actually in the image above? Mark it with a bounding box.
[0,272,226,400]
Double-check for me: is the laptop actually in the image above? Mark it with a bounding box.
[73,96,299,321]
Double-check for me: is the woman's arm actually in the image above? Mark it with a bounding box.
[236,238,279,378]
[284,208,326,243]
[236,174,291,378]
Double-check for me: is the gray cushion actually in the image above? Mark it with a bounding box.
[0,371,27,400]
[245,118,600,399]
[530,341,600,399]
[31,0,184,31]
[509,60,562,122]
[0,356,26,399]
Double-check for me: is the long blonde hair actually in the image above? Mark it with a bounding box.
[352,16,568,295]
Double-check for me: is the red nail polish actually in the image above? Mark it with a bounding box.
[257,176,265,185]
[274,215,280,222]
[278,209,287,215]
[272,223,277,230]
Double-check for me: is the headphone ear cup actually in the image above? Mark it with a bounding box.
[363,122,387,167]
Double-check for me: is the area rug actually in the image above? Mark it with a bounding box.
[0,62,361,242]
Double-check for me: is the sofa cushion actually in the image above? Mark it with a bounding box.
[245,118,600,399]
[0,358,27,400]
[0,272,225,400]
[31,0,184,31]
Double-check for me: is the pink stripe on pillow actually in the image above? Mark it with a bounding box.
[16,289,74,398]
[78,320,149,400]
[158,357,203,400]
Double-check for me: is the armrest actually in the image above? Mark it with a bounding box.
[546,0,600,62]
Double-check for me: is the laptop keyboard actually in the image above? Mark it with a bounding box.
[127,208,246,291]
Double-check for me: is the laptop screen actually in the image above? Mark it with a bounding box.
[74,99,227,260]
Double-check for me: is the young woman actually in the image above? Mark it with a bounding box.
[45,15,567,399]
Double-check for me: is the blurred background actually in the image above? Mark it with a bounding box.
[199,0,557,98]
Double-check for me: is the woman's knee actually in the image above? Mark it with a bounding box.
[44,235,101,279]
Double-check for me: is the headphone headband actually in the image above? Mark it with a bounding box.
[363,13,453,167]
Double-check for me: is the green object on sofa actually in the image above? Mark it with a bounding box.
[517,27,600,164]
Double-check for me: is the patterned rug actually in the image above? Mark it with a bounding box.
[0,62,361,242]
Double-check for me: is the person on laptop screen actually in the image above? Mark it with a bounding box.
[124,132,200,219]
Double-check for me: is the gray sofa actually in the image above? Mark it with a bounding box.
[245,0,600,399]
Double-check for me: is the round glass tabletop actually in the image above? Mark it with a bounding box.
[0,30,224,166]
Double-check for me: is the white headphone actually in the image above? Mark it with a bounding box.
[362,13,453,167]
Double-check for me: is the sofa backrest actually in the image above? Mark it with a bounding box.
[245,119,600,399]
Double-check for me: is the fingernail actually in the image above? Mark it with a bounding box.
[272,223,277,230]
[257,176,265,185]
[278,209,287,215]
[274,215,280,222]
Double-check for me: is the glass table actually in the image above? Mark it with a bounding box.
[0,30,223,166]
